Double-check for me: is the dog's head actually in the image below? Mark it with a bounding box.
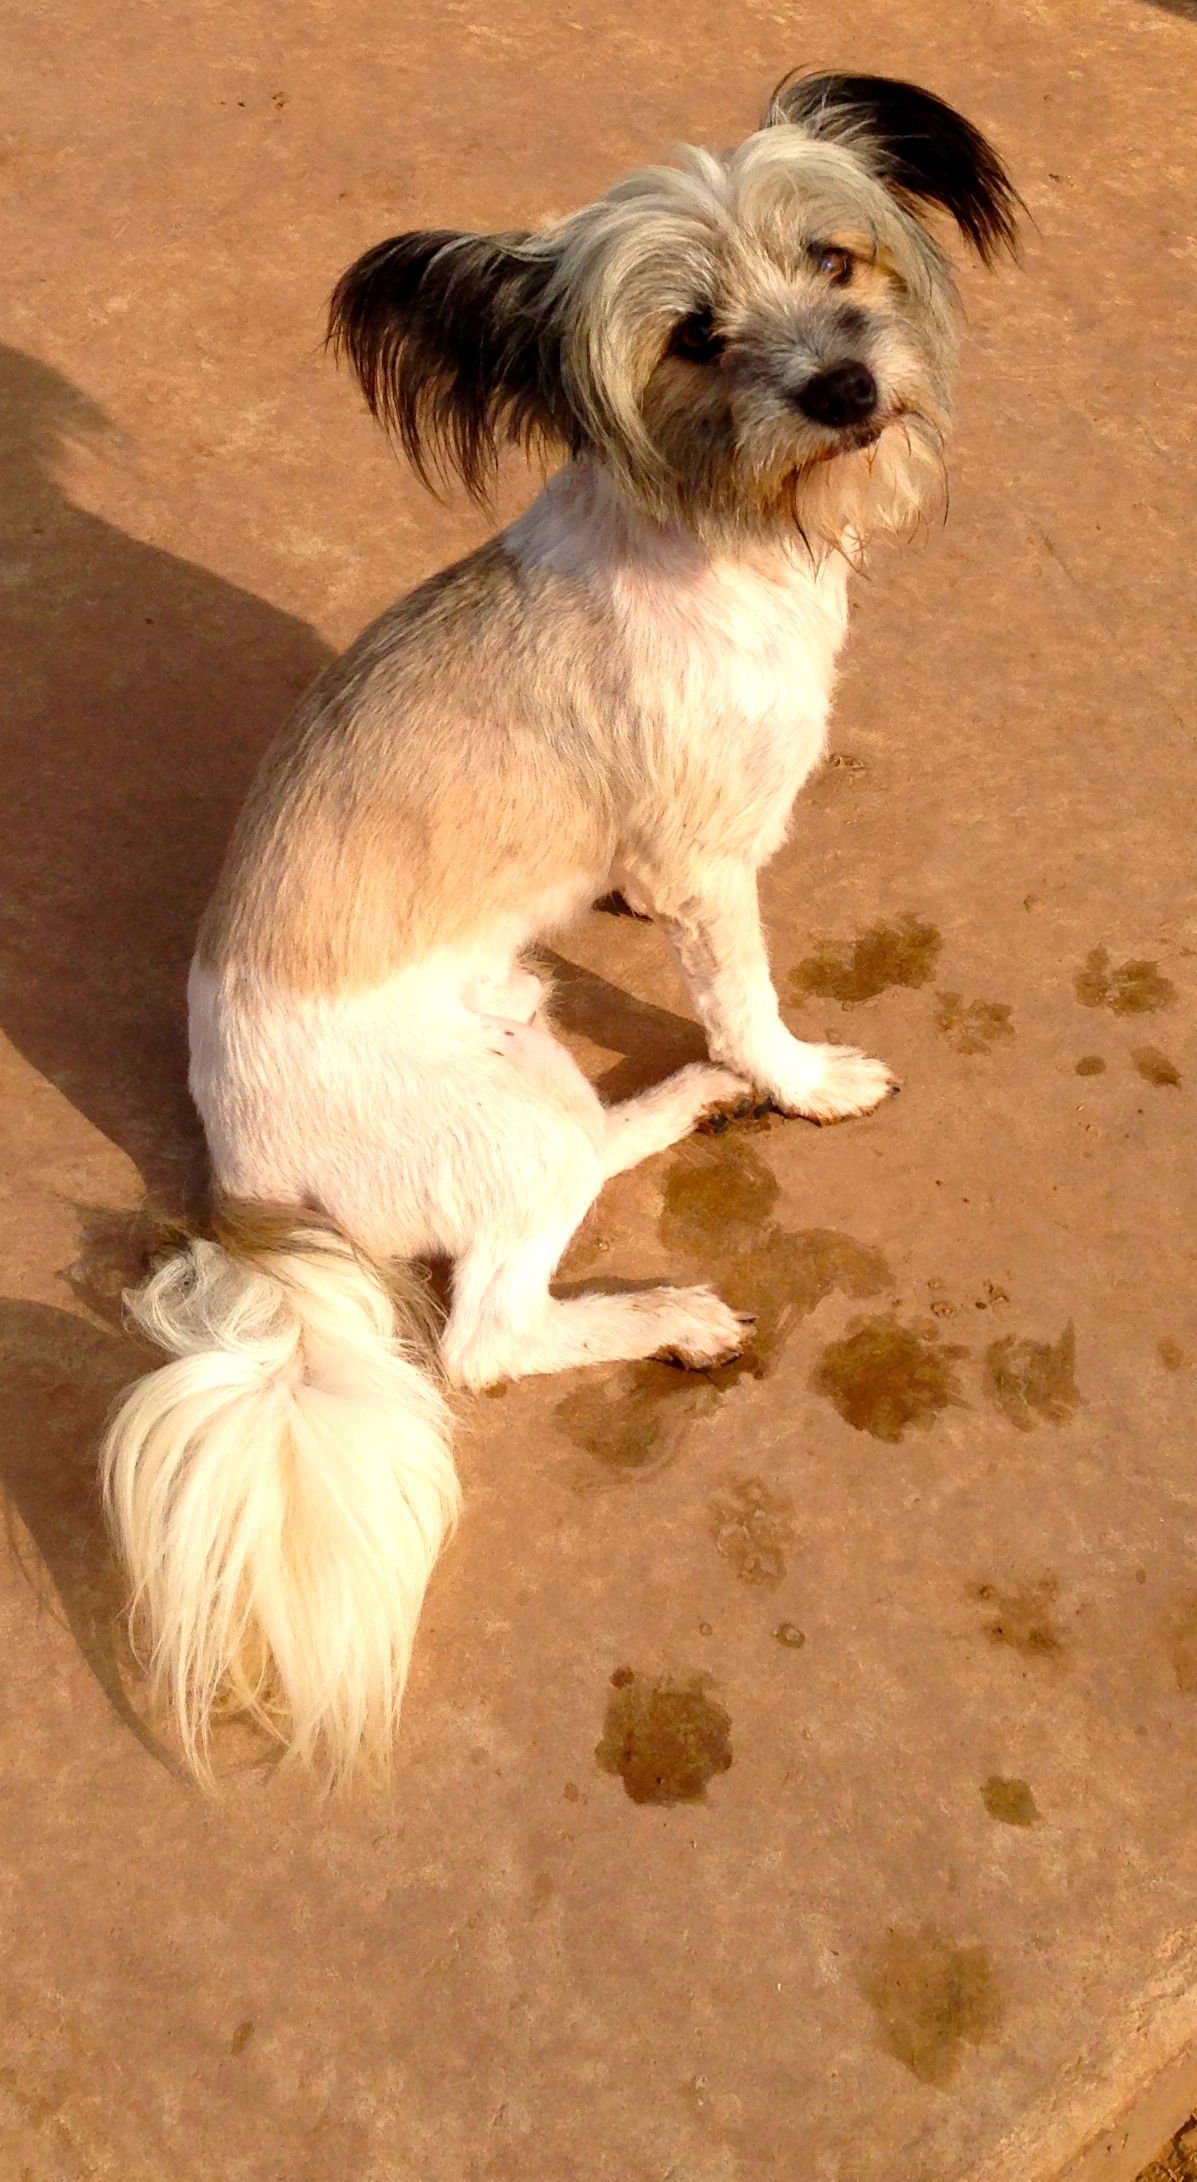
[330,73,1018,551]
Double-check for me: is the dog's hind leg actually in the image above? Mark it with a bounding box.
[437,1033,750,1389]
[442,1216,750,1389]
[600,1061,751,1178]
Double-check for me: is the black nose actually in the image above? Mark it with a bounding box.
[795,360,878,428]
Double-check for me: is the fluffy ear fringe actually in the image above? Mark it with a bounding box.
[767,70,1021,265]
[328,229,579,498]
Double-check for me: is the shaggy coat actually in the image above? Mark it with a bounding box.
[101,73,1017,1782]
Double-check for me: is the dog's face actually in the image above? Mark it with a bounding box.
[560,118,968,546]
[331,74,1018,551]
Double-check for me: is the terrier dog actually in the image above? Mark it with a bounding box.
[102,72,1017,1781]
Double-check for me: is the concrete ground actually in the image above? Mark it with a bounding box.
[1,0,1194,2177]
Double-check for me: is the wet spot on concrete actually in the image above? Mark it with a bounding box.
[1075,1055,1107,1076]
[596,1670,733,1805]
[1075,948,1176,1016]
[723,1226,890,1380]
[970,1577,1064,1659]
[1166,1595,1197,1694]
[984,1324,1080,1431]
[769,1228,890,1321]
[812,1314,966,1442]
[556,1362,718,1481]
[557,1141,899,1481]
[935,993,1015,1055]
[660,1134,781,1254]
[659,1134,890,1384]
[981,1776,1040,1826]
[1132,1046,1181,1087]
[230,2021,255,2055]
[858,1926,1003,2086]
[775,1622,806,1648]
[1159,1338,1188,1371]
[562,1216,870,1471]
[708,1476,796,1587]
[791,914,941,1008]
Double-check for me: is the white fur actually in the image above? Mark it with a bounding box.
[97,73,1011,1780]
[101,1226,458,1784]
[508,470,891,1116]
[190,471,886,1272]
[105,467,889,1781]
[100,448,896,1787]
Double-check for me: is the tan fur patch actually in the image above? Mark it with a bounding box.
[211,1194,442,1356]
[197,542,617,995]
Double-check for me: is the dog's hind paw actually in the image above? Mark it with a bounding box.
[649,1288,755,1369]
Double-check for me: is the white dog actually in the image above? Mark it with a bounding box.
[102,71,1017,1782]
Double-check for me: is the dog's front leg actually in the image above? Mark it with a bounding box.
[656,860,895,1123]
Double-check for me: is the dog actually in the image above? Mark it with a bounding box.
[101,71,1017,1783]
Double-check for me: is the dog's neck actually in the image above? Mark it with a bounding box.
[505,459,853,701]
[505,459,854,599]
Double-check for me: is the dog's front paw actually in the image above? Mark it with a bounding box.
[756,1040,898,1123]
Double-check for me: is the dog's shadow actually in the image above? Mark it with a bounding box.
[0,341,699,1193]
[0,342,335,1208]
[0,1286,184,1771]
[0,342,709,1754]
[0,344,335,1758]
[539,945,709,1100]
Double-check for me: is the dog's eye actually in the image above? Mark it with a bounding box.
[810,245,854,286]
[668,307,725,364]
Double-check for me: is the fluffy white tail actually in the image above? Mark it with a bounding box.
[101,1204,458,1785]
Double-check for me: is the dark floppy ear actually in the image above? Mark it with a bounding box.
[767,71,1020,264]
[328,230,575,498]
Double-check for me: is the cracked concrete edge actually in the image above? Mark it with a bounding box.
[970,1957,1197,2182]
[1059,2041,1197,2182]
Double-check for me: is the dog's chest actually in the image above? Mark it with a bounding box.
[614,548,851,789]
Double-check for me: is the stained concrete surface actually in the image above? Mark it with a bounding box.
[1,1,1195,2177]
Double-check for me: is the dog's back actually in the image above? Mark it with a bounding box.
[197,539,616,996]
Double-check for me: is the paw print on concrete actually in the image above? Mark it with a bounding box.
[935,993,1015,1055]
[1075,947,1176,1015]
